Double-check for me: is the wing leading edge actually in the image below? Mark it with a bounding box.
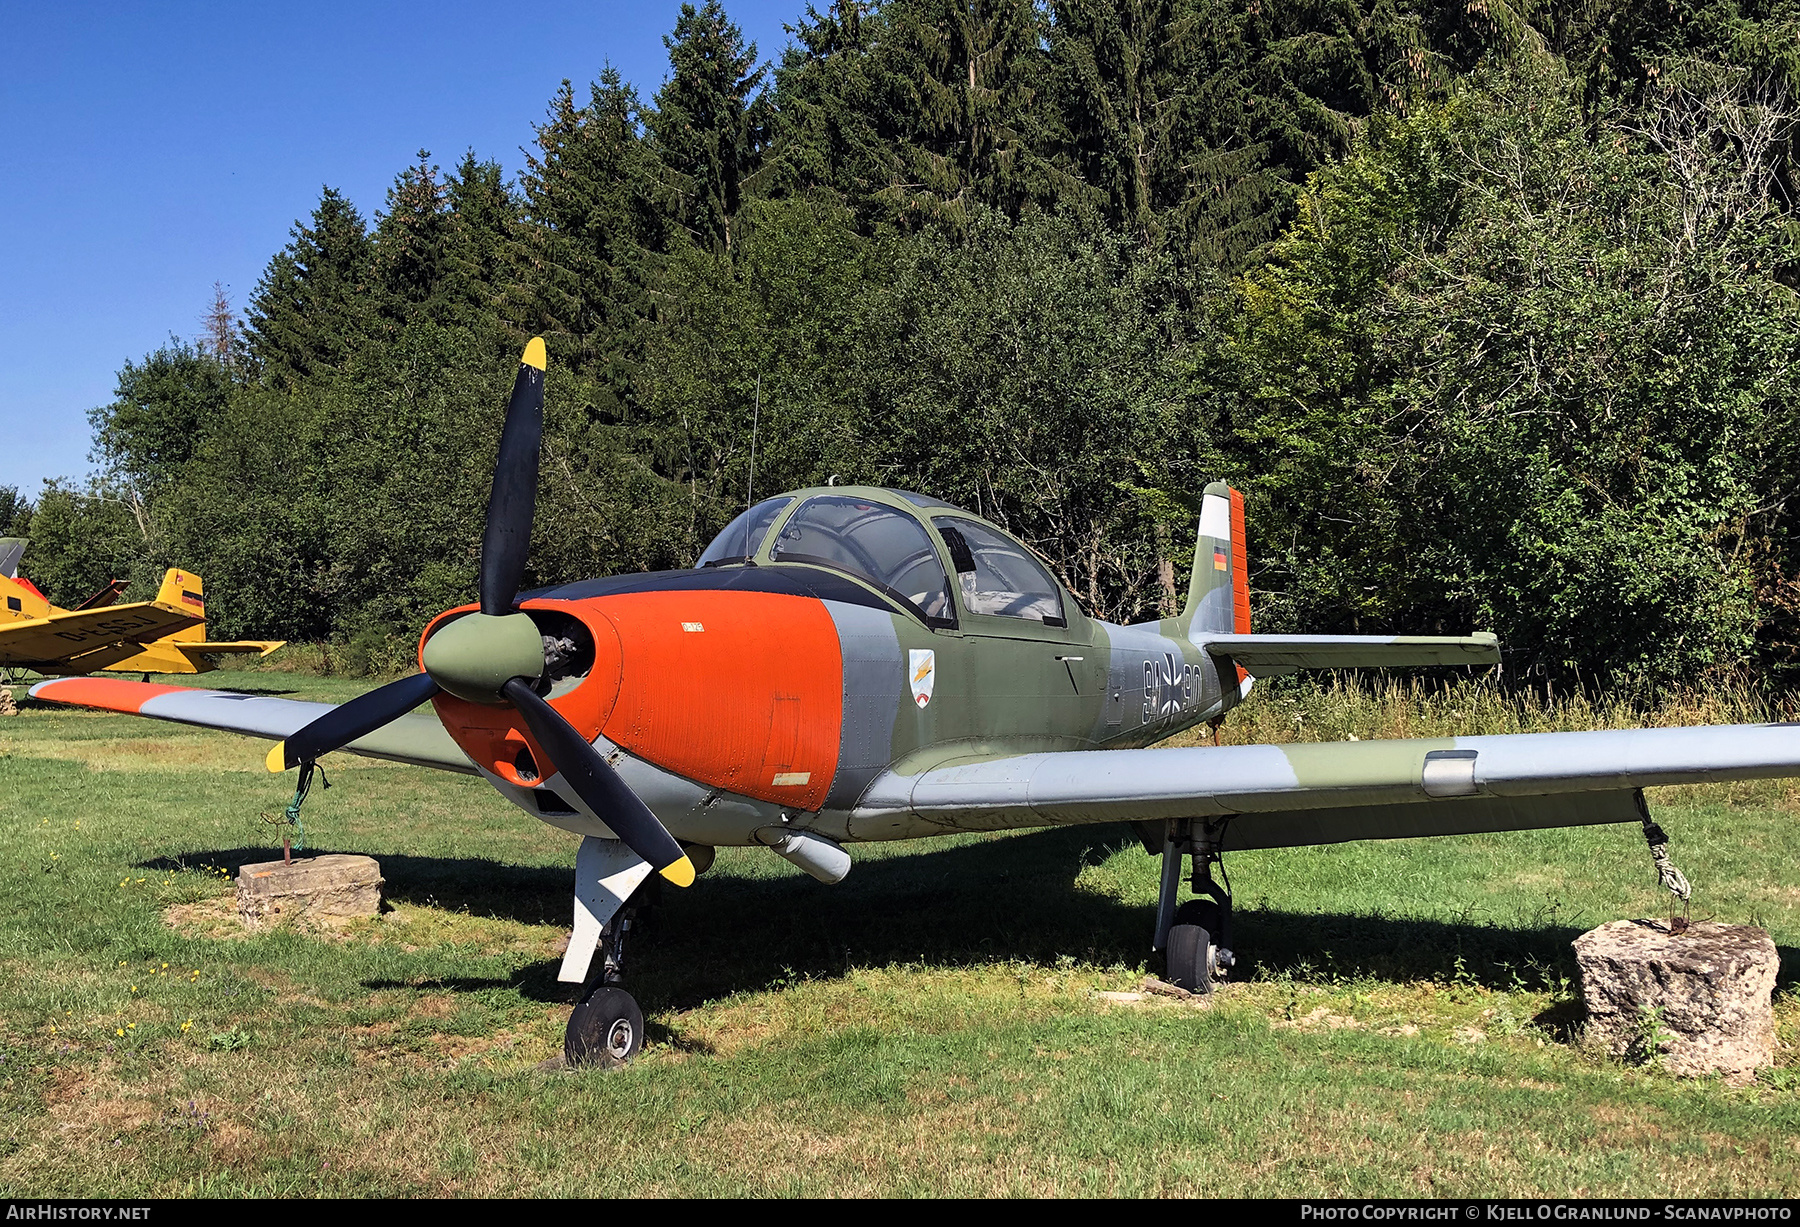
[851,723,1800,848]
[28,677,476,775]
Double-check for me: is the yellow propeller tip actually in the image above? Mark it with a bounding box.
[265,743,289,774]
[659,855,696,888]
[521,337,547,371]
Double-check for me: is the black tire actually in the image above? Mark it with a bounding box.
[1166,924,1215,995]
[565,986,644,1068]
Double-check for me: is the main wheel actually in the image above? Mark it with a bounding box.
[1166,919,1216,995]
[565,986,643,1068]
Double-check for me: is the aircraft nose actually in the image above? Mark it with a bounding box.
[424,601,623,787]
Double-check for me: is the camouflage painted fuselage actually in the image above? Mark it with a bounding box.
[432,487,1239,849]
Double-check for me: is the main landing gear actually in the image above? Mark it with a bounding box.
[1153,818,1236,994]
[565,883,655,1068]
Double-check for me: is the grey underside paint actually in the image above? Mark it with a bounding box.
[36,685,478,774]
[1218,790,1642,850]
[823,600,905,810]
[849,722,1800,843]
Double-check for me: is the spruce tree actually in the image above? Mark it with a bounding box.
[443,150,523,346]
[646,1,768,252]
[370,151,456,331]
[869,0,1055,226]
[243,187,374,387]
[519,71,669,379]
[761,3,898,219]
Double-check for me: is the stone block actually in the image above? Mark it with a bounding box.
[236,854,384,928]
[1573,919,1778,1079]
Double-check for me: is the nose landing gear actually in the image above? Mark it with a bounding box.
[565,887,653,1067]
[1154,818,1235,995]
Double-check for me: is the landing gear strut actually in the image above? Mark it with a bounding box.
[1154,818,1235,994]
[565,883,655,1067]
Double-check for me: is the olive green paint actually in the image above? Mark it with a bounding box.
[421,611,545,705]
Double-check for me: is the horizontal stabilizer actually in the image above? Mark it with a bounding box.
[29,677,474,775]
[173,640,287,663]
[1201,632,1500,677]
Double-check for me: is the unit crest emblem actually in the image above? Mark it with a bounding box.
[909,649,935,708]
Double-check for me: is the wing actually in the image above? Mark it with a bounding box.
[850,723,1800,849]
[0,601,202,668]
[1199,633,1500,678]
[28,677,476,775]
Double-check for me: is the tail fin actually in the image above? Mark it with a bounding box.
[154,569,208,642]
[1181,481,1250,638]
[0,538,25,580]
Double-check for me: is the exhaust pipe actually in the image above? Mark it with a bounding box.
[755,827,851,884]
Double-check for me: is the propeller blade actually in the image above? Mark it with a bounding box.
[480,337,547,616]
[501,677,695,887]
[267,671,442,772]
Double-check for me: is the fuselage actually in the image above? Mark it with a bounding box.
[425,487,1242,848]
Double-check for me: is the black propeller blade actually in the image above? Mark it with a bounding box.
[267,671,441,773]
[503,678,695,886]
[480,338,545,616]
[270,339,546,772]
[267,336,695,888]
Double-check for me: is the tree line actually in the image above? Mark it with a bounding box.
[6,0,1799,692]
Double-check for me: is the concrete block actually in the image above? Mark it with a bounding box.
[236,854,384,928]
[1573,918,1778,1079]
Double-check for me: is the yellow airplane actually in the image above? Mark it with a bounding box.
[0,538,283,677]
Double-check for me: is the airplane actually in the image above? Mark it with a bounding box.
[31,338,1799,1069]
[0,541,284,680]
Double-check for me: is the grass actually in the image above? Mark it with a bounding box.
[0,668,1795,1196]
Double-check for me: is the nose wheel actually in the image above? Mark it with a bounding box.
[564,886,655,1068]
[566,985,643,1067]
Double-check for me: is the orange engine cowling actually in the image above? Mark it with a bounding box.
[424,589,845,813]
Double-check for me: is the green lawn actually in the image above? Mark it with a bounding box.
[0,671,1795,1196]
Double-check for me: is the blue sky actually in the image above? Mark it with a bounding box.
[0,0,799,495]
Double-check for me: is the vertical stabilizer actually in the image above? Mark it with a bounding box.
[0,539,24,580]
[154,569,208,642]
[1181,482,1250,638]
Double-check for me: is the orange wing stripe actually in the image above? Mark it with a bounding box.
[31,677,190,712]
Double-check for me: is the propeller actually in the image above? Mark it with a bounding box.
[266,337,694,887]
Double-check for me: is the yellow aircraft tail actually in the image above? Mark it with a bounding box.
[154,569,207,637]
[101,570,284,673]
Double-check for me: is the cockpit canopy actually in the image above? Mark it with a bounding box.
[695,488,1068,629]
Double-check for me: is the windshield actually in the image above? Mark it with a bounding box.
[696,497,793,567]
[771,496,954,624]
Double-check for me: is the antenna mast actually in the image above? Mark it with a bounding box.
[747,373,761,512]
